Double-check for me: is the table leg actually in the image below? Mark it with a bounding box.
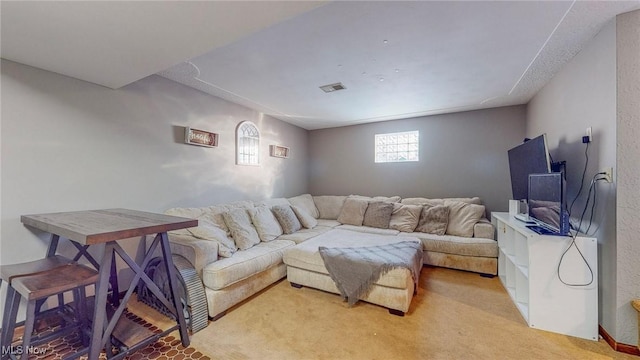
[89,243,112,360]
[46,234,60,258]
[159,232,190,346]
[109,251,120,307]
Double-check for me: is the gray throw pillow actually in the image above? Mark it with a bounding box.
[415,205,450,235]
[362,202,394,229]
[272,205,302,234]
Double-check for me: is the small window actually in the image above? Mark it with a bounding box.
[237,121,260,165]
[375,131,419,163]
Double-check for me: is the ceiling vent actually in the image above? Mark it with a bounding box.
[319,82,347,93]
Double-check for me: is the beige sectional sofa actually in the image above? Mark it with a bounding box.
[165,193,497,326]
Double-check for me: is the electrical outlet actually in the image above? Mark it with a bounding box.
[602,167,613,183]
[586,127,593,142]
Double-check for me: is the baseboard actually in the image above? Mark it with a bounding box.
[599,325,640,356]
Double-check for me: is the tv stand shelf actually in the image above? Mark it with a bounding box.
[491,212,598,340]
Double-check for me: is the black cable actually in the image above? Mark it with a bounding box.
[557,173,602,287]
[569,142,589,218]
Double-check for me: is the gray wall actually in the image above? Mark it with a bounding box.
[615,9,640,347]
[0,60,309,318]
[308,106,526,214]
[528,15,639,346]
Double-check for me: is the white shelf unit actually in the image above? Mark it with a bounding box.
[492,212,598,341]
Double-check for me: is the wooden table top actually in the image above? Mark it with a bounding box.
[21,208,198,245]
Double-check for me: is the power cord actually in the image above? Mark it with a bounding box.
[558,172,606,287]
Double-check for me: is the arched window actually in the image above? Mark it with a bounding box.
[236,121,260,165]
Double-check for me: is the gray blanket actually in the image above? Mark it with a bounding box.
[319,241,423,306]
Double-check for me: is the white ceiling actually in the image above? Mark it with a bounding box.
[2,1,639,130]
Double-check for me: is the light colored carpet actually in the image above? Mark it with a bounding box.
[134,266,637,360]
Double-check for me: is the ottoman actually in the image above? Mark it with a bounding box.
[283,229,422,315]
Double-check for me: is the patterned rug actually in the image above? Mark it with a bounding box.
[7,310,209,360]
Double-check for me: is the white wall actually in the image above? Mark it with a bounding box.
[528,15,639,346]
[308,106,526,215]
[0,60,309,319]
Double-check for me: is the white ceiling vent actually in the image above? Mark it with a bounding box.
[320,82,347,93]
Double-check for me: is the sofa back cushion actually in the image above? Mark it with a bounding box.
[255,198,290,208]
[400,198,445,207]
[288,194,320,219]
[164,207,207,236]
[223,208,261,250]
[362,201,394,229]
[313,195,347,220]
[337,198,369,226]
[348,194,401,203]
[248,206,283,242]
[389,203,422,232]
[415,205,449,235]
[444,200,486,237]
[272,205,302,234]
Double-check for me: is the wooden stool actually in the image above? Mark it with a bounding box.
[1,261,98,359]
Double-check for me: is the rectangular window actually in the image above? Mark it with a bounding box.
[375,131,419,163]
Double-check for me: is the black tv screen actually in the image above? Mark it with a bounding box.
[507,134,551,200]
[528,173,570,236]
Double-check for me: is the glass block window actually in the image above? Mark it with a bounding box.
[236,121,260,165]
[374,131,419,163]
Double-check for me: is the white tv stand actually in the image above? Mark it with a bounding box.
[491,212,598,340]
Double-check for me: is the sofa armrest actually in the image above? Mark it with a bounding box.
[168,233,218,276]
[473,219,495,239]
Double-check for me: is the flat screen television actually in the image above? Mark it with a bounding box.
[527,173,570,236]
[507,134,551,200]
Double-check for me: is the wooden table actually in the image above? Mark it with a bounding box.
[21,208,198,360]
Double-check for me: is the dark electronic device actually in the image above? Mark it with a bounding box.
[526,173,570,236]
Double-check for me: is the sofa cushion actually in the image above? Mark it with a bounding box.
[337,198,369,226]
[288,194,320,219]
[400,198,444,206]
[335,224,400,236]
[349,195,401,203]
[187,218,237,258]
[277,226,334,244]
[444,200,486,237]
[400,232,498,258]
[202,240,295,290]
[313,195,347,220]
[254,198,290,208]
[389,203,422,232]
[316,219,342,228]
[248,205,283,242]
[362,201,394,229]
[164,207,205,236]
[291,205,318,229]
[273,205,302,234]
[223,209,261,250]
[415,205,449,235]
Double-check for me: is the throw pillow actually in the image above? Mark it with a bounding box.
[287,194,320,219]
[291,205,318,229]
[272,205,302,234]
[415,205,450,235]
[362,201,394,229]
[337,198,369,226]
[187,218,237,258]
[444,200,486,237]
[248,205,283,242]
[222,208,261,250]
[389,203,423,232]
[400,197,445,207]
